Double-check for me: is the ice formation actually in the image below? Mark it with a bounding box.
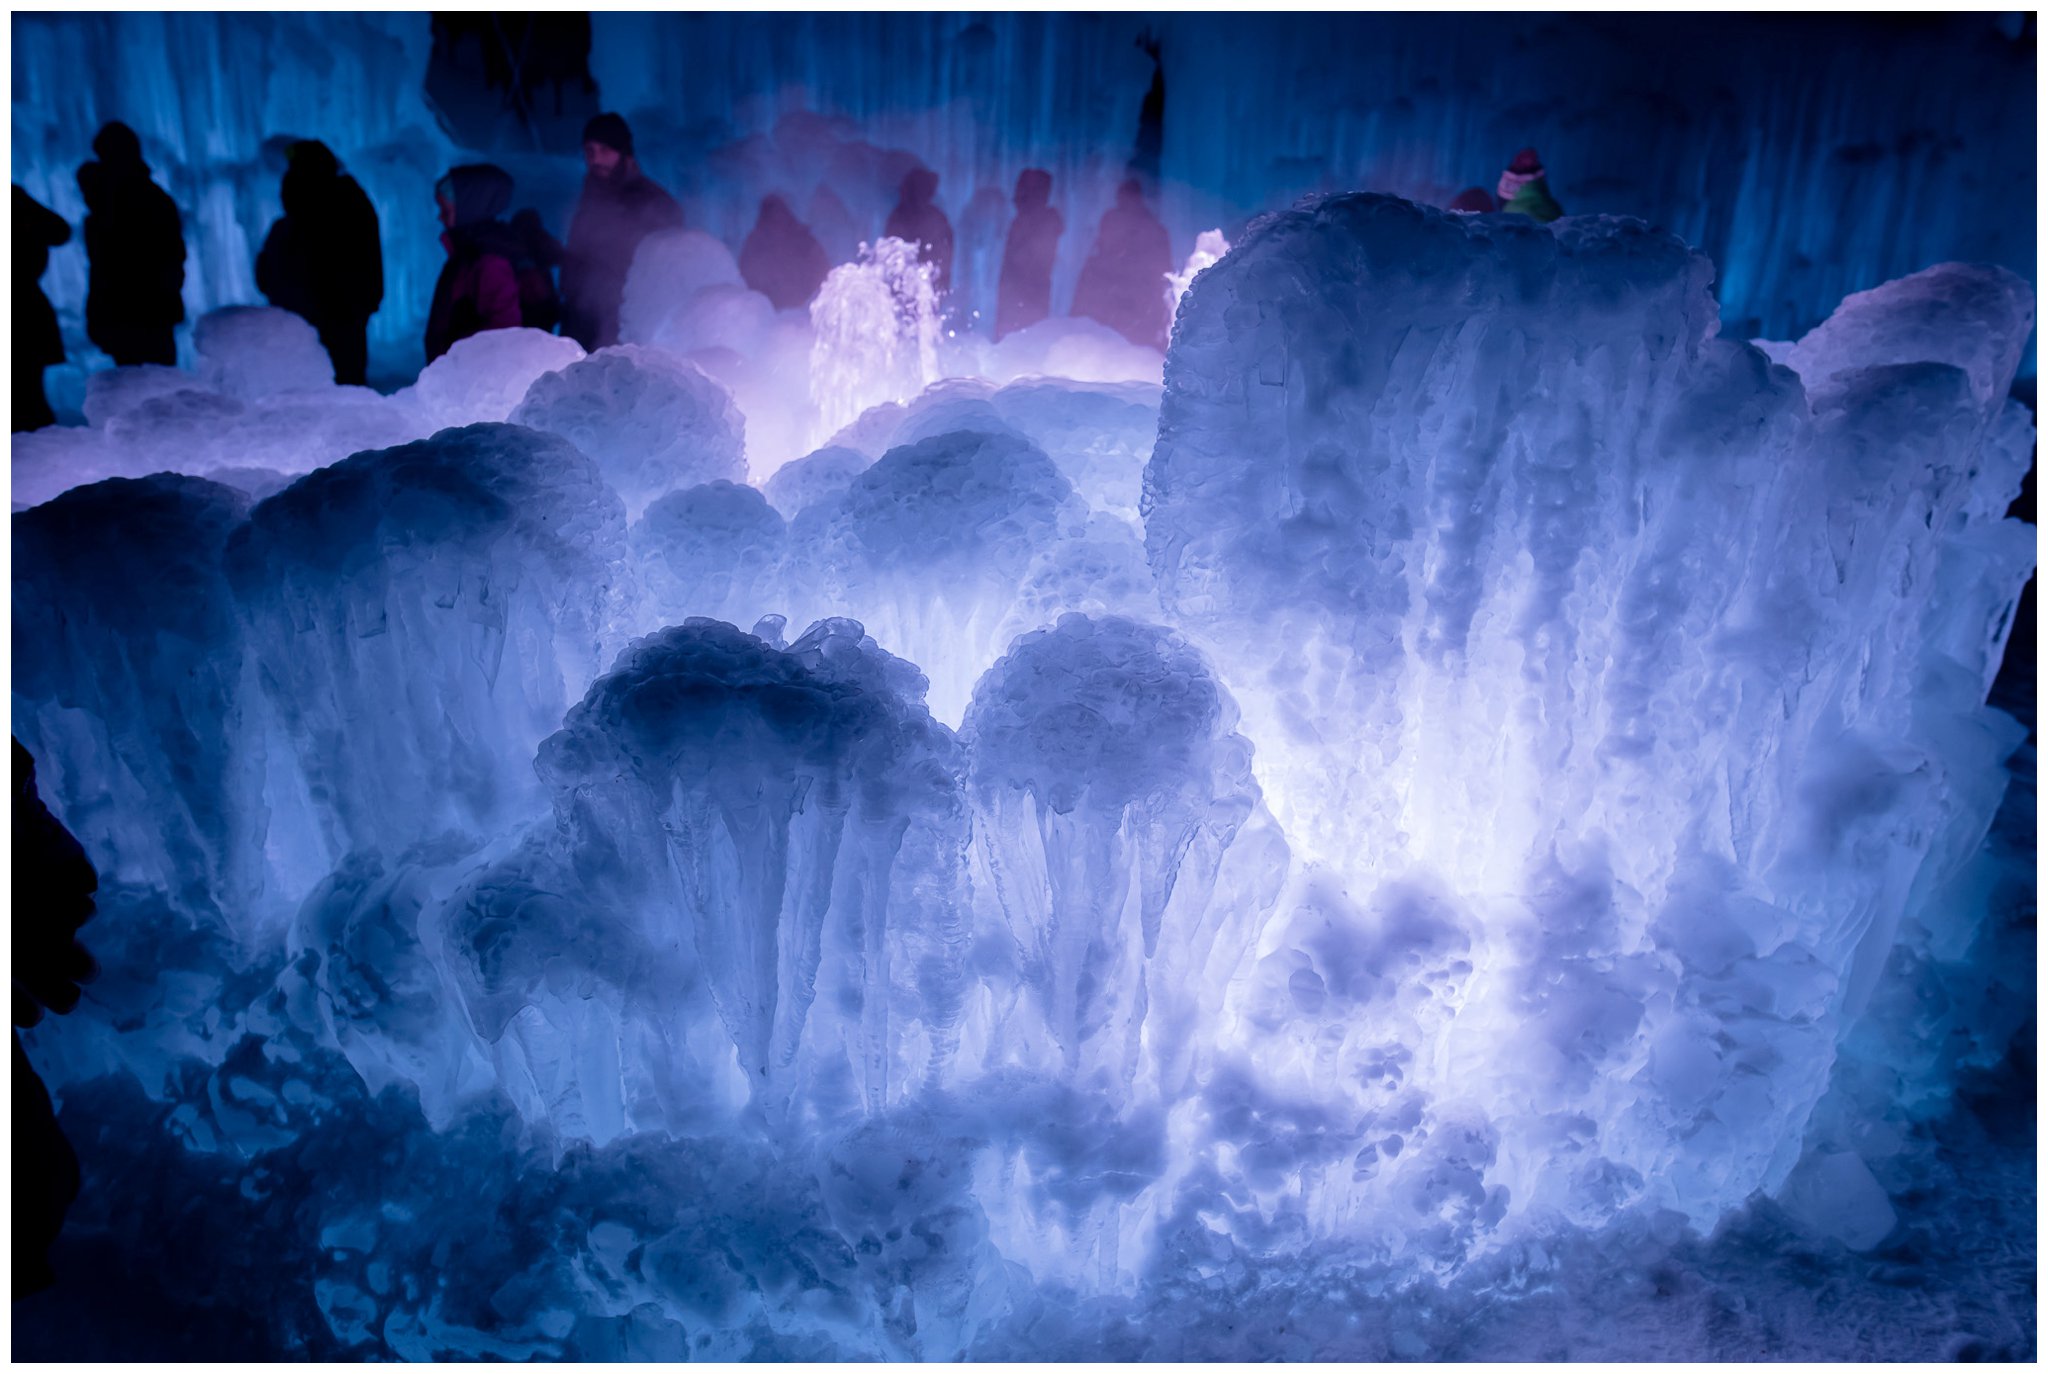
[510,346,747,520]
[11,186,2034,1360]
[15,12,2032,405]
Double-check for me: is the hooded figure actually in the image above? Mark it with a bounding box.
[561,112,685,350]
[14,186,70,431]
[255,140,384,385]
[1070,177,1173,352]
[738,194,831,312]
[1497,148,1564,223]
[884,167,954,298]
[994,169,1062,341]
[74,122,185,367]
[424,163,524,362]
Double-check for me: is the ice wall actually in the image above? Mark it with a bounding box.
[1144,194,2034,1232]
[10,11,458,395]
[12,11,2035,413]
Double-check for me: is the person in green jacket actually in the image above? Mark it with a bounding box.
[1496,147,1564,223]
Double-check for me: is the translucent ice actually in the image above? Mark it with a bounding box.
[193,305,339,399]
[13,475,262,925]
[225,422,626,894]
[797,426,1085,724]
[396,328,586,433]
[510,345,747,519]
[631,480,788,631]
[442,617,968,1139]
[1144,192,2034,1230]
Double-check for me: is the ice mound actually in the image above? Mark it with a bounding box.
[798,426,1086,724]
[631,480,788,630]
[13,475,262,926]
[224,423,627,894]
[1145,192,2034,1231]
[996,511,1166,650]
[762,443,873,519]
[976,315,1165,386]
[617,228,747,347]
[12,425,128,511]
[80,363,207,427]
[193,305,338,399]
[1784,262,2035,405]
[442,617,968,1139]
[989,378,1161,524]
[16,353,420,510]
[960,614,1268,1091]
[398,328,586,431]
[511,345,747,519]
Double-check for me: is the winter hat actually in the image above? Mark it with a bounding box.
[92,121,144,166]
[1448,186,1496,213]
[287,140,339,178]
[1498,148,1547,204]
[582,112,634,156]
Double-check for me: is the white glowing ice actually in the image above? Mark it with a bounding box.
[1144,194,2033,1231]
[9,191,2034,1359]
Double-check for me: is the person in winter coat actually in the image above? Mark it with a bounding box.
[1496,148,1564,223]
[255,140,383,385]
[560,112,685,351]
[74,122,185,367]
[884,166,954,299]
[424,163,524,362]
[14,187,70,431]
[509,208,565,335]
[994,168,1062,341]
[738,193,831,312]
[1070,177,1173,351]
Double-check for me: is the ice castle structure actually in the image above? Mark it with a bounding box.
[8,188,2034,1359]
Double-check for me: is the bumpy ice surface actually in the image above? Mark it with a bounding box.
[11,195,2035,1360]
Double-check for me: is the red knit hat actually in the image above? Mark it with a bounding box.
[1508,147,1545,176]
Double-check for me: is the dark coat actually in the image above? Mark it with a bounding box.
[425,164,524,362]
[995,171,1062,341]
[256,147,383,330]
[75,152,185,352]
[560,164,684,350]
[884,168,953,297]
[1071,182,1172,351]
[13,186,70,368]
[738,195,831,312]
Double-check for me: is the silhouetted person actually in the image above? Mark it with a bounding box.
[75,121,185,367]
[14,187,70,431]
[425,163,524,362]
[561,112,685,350]
[13,739,99,1298]
[884,166,954,298]
[255,140,383,385]
[995,169,1062,341]
[509,207,565,334]
[1448,186,1497,214]
[1497,147,1564,223]
[739,194,831,312]
[1129,28,1166,195]
[1071,178,1173,351]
